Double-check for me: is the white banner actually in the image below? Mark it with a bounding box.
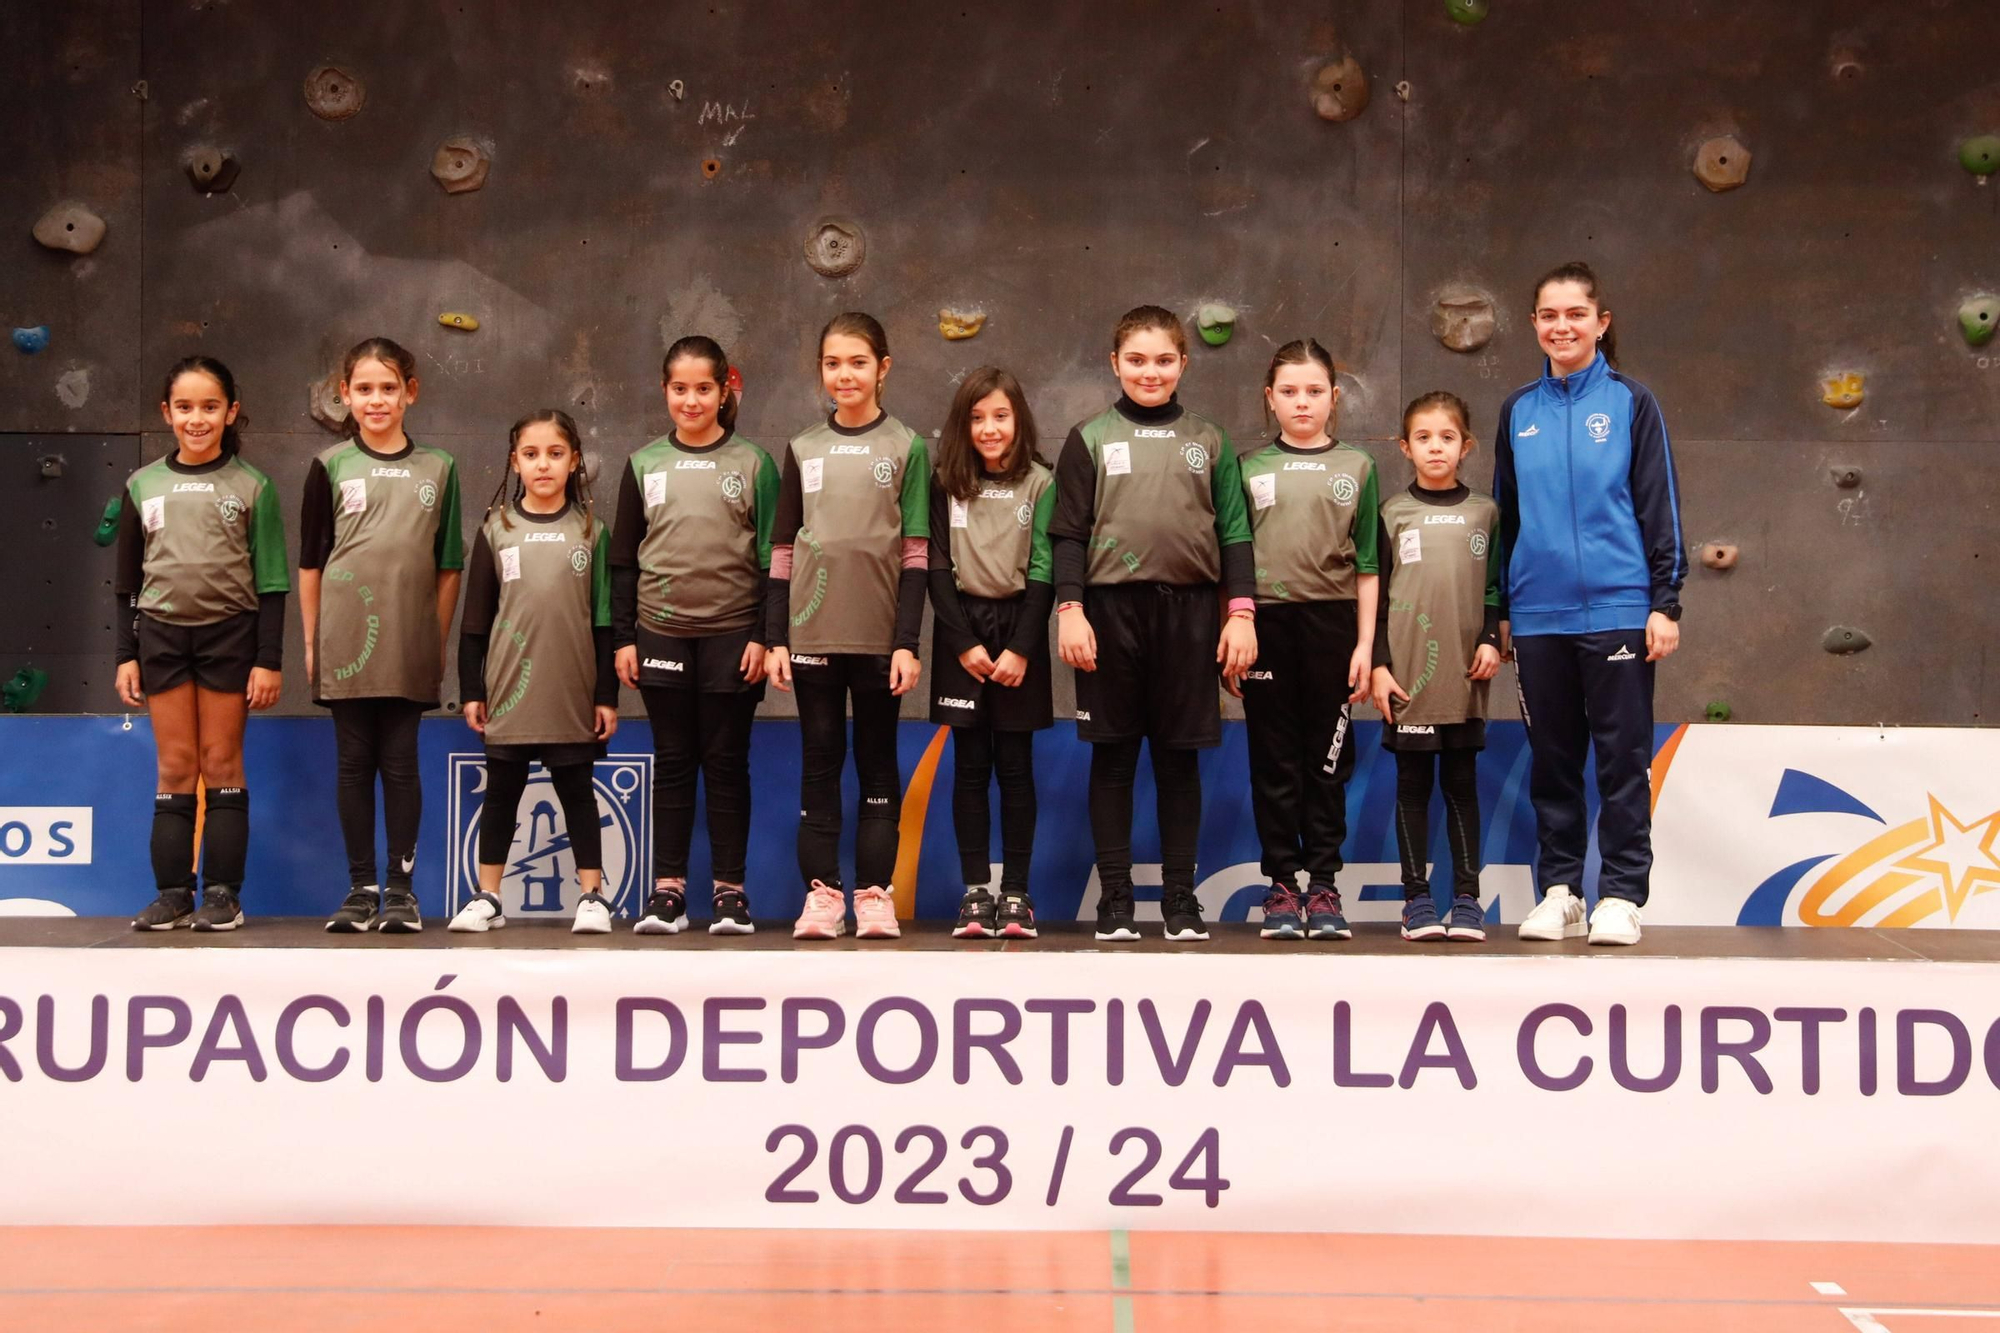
[2,947,1997,1240]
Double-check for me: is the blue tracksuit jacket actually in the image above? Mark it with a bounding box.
[1493,355,1686,637]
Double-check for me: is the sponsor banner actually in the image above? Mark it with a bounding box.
[0,948,1995,1238]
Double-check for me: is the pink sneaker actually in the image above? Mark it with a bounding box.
[793,879,847,940]
[853,885,901,939]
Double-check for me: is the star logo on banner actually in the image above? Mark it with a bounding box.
[1893,796,2000,920]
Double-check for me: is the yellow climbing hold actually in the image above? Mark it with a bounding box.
[1820,372,1864,409]
[438,312,480,332]
[938,307,986,340]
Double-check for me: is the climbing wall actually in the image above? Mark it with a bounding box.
[3,0,1996,722]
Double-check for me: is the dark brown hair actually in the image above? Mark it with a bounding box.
[663,334,738,433]
[1400,390,1474,440]
[160,355,243,457]
[1531,261,1617,366]
[1263,338,1338,434]
[341,336,418,387]
[1112,304,1188,355]
[934,366,1040,502]
[487,408,596,539]
[819,311,890,403]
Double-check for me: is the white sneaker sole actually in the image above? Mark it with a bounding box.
[572,918,612,935]
[1401,925,1447,942]
[448,913,506,933]
[998,922,1038,939]
[1165,927,1211,942]
[793,919,848,940]
[633,916,687,935]
[1588,924,1642,946]
[1446,927,1487,942]
[708,918,756,936]
[192,914,244,932]
[1518,918,1587,941]
[1095,925,1140,942]
[855,920,901,939]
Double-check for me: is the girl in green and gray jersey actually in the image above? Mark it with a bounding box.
[115,357,289,933]
[450,410,620,937]
[611,336,779,937]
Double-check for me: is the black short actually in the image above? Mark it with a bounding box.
[929,596,1053,732]
[1382,719,1486,752]
[636,623,767,698]
[138,610,257,694]
[484,740,607,766]
[1073,582,1222,749]
[788,650,894,693]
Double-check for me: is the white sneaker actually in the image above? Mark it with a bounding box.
[448,891,506,933]
[1588,896,1643,946]
[1518,884,1586,941]
[572,892,614,935]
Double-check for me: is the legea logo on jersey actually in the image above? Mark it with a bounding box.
[1330,475,1358,504]
[446,754,651,921]
[1587,413,1611,441]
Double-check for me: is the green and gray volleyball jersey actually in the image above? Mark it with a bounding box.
[1075,403,1250,586]
[1379,486,1501,727]
[628,432,777,635]
[788,413,929,654]
[479,504,612,746]
[946,461,1055,599]
[126,454,289,625]
[1240,441,1380,604]
[314,439,464,701]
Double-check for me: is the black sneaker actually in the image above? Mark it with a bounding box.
[1162,888,1210,943]
[133,888,195,931]
[997,891,1038,939]
[1094,886,1139,942]
[708,884,755,936]
[634,884,688,935]
[376,889,423,934]
[191,885,244,932]
[953,888,998,939]
[326,886,379,933]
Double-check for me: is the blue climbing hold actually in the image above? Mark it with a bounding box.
[12,326,51,355]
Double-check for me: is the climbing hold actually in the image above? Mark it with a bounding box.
[1445,0,1488,25]
[438,312,479,332]
[1821,372,1865,410]
[184,144,239,193]
[1699,542,1738,571]
[2,667,49,714]
[701,157,722,179]
[1829,465,1862,489]
[803,217,865,278]
[1693,135,1751,192]
[12,326,50,355]
[93,495,121,546]
[431,137,490,194]
[1960,134,2000,181]
[1958,295,1999,347]
[32,201,106,255]
[308,372,351,433]
[38,454,65,478]
[669,79,686,102]
[303,65,365,120]
[1194,303,1237,347]
[1829,46,1865,80]
[1431,289,1496,352]
[1822,626,1872,656]
[938,308,986,341]
[1704,701,1733,723]
[1312,55,1370,122]
[1394,80,1412,102]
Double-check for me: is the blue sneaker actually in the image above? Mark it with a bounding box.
[1304,884,1351,940]
[1446,895,1487,942]
[1401,895,1446,942]
[1259,882,1305,940]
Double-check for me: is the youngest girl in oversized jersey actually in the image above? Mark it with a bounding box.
[927,367,1056,939]
[451,411,620,935]
[1370,391,1503,943]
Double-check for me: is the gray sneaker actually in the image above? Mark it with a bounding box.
[326,886,379,933]
[376,889,423,934]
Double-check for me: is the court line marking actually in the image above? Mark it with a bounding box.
[1842,1312,2000,1331]
[1815,1283,1849,1296]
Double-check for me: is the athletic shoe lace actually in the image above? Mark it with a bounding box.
[1264,884,1302,917]
[1305,888,1341,917]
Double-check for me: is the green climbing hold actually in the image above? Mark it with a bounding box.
[1446,0,1488,24]
[1196,303,1236,347]
[1704,701,1732,723]
[1960,134,2000,179]
[2,667,49,713]
[1959,295,1999,347]
[93,494,121,546]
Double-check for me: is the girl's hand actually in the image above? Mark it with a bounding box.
[1498,619,1513,662]
[594,705,619,741]
[246,668,282,711]
[740,641,767,685]
[889,648,921,697]
[1347,644,1373,704]
[1468,644,1502,681]
[958,645,995,682]
[1371,665,1408,722]
[767,646,793,692]
[1645,611,1680,662]
[989,649,1026,688]
[116,660,144,708]
[615,645,639,689]
[1217,615,1257,685]
[463,700,487,734]
[1058,607,1097,672]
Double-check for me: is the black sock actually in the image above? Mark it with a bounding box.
[202,787,249,891]
[151,793,199,893]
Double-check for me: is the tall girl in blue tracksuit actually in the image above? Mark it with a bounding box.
[1496,261,1686,948]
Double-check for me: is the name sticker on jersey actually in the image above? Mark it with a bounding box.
[949,497,969,529]
[341,479,367,514]
[499,546,521,582]
[1249,473,1277,510]
[801,457,824,493]
[1398,529,1423,564]
[141,496,165,532]
[643,471,668,508]
[1103,441,1131,475]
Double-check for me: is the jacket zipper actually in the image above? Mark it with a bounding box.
[1563,374,1585,618]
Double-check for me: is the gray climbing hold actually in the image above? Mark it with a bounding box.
[303,65,365,120]
[12,326,50,355]
[431,137,490,194]
[804,217,865,278]
[1829,465,1862,489]
[1693,135,1751,192]
[1432,289,1496,352]
[1700,542,1738,571]
[308,372,351,433]
[33,202,106,255]
[1822,626,1872,655]
[1312,55,1370,122]
[184,144,239,193]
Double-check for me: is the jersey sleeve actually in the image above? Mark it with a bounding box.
[460,525,499,637]
[1048,425,1096,603]
[1372,514,1397,670]
[1353,460,1381,574]
[1026,482,1055,585]
[592,524,614,628]
[435,458,465,571]
[1484,506,1503,609]
[249,474,292,594]
[1209,431,1252,547]
[298,458,335,571]
[900,436,931,538]
[1493,393,1519,617]
[1627,383,1687,610]
[114,484,142,597]
[752,444,779,570]
[609,459,645,569]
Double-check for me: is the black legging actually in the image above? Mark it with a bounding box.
[479,758,602,871]
[952,727,1035,891]
[1088,740,1200,896]
[329,698,426,889]
[1394,748,1481,899]
[795,678,901,889]
[641,687,758,882]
